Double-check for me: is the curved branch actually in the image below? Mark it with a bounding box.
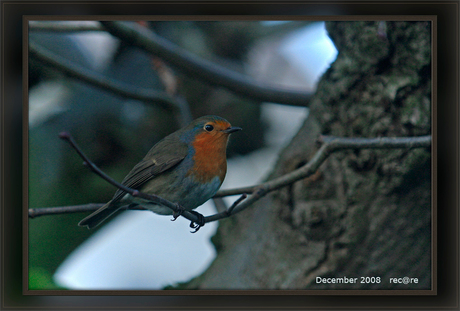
[206,134,432,221]
[28,20,313,37]
[100,21,313,107]
[28,134,431,225]
[29,41,181,113]
[56,132,205,227]
[214,134,432,197]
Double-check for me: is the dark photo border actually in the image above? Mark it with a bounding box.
[3,1,458,310]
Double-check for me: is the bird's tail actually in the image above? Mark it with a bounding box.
[78,200,121,229]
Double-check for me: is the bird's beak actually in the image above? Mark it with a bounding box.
[223,126,242,134]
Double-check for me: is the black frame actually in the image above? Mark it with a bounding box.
[2,1,458,309]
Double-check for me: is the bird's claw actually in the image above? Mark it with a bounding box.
[189,210,205,233]
[171,206,205,233]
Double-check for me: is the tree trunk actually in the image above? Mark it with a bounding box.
[186,21,431,290]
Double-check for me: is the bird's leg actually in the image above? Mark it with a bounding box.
[188,210,205,233]
[170,204,205,233]
[171,203,185,221]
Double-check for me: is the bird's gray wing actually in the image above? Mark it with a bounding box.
[111,137,189,203]
[78,136,189,229]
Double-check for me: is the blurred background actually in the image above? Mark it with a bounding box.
[28,20,337,290]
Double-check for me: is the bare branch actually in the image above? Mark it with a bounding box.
[100,21,313,107]
[29,134,431,226]
[28,20,312,37]
[57,132,204,227]
[318,135,432,150]
[29,203,105,218]
[212,197,228,213]
[206,134,431,222]
[226,194,248,215]
[214,135,431,198]
[28,41,182,114]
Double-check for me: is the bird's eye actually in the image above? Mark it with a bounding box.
[204,124,214,132]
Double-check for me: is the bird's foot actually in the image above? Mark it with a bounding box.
[171,205,205,233]
[189,210,205,233]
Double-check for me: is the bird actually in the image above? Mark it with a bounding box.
[78,115,241,230]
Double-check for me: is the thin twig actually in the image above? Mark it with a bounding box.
[226,194,248,216]
[100,21,313,107]
[212,197,228,213]
[28,203,105,218]
[317,135,432,150]
[214,185,256,198]
[28,203,150,219]
[213,135,432,198]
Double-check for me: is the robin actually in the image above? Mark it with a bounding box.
[78,115,241,229]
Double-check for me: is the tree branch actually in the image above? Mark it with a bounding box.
[28,41,182,114]
[29,134,431,227]
[29,203,105,218]
[55,132,206,228]
[28,20,313,37]
[99,21,313,107]
[318,135,432,149]
[28,203,155,219]
[213,135,432,198]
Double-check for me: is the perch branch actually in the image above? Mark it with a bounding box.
[28,203,105,218]
[28,203,158,219]
[213,134,432,197]
[56,132,205,227]
[206,134,431,221]
[29,135,431,225]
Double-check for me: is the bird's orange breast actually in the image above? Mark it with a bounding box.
[187,131,228,183]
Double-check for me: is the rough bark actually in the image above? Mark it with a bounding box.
[185,21,431,290]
